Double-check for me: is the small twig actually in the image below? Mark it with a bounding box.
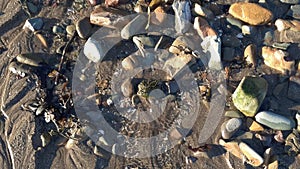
[55,32,76,85]
[145,7,151,30]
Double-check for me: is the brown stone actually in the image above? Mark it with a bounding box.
[151,6,167,25]
[229,2,273,25]
[246,118,264,131]
[193,17,217,39]
[219,139,244,160]
[105,0,128,7]
[262,46,295,73]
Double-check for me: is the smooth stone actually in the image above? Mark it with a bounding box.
[121,78,133,97]
[172,0,191,34]
[226,16,242,29]
[149,0,163,9]
[221,118,242,139]
[23,18,43,32]
[193,3,214,19]
[262,46,295,73]
[275,19,300,32]
[90,6,129,27]
[121,15,147,39]
[287,5,300,19]
[235,132,254,140]
[244,44,257,66]
[246,118,264,131]
[287,76,300,101]
[225,110,244,118]
[52,25,65,34]
[242,25,257,35]
[232,76,268,117]
[76,17,92,39]
[280,0,300,4]
[239,142,264,167]
[222,47,235,61]
[84,37,103,62]
[132,35,155,48]
[94,146,110,159]
[268,156,279,169]
[219,139,244,159]
[221,35,241,47]
[151,6,167,24]
[105,0,128,6]
[255,111,295,130]
[169,128,183,140]
[215,0,257,4]
[122,51,155,70]
[163,54,194,77]
[66,25,76,35]
[169,36,195,54]
[275,29,300,43]
[229,2,273,25]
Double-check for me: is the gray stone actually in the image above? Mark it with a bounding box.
[121,78,134,97]
[287,76,300,102]
[84,37,104,62]
[225,110,244,118]
[288,5,300,19]
[232,76,268,117]
[23,18,43,32]
[221,118,242,139]
[172,0,191,34]
[26,2,38,14]
[222,47,235,61]
[255,111,295,130]
[121,15,147,39]
[76,17,92,39]
[275,30,300,43]
[280,0,300,4]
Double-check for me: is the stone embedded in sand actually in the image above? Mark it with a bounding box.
[229,2,273,25]
[275,19,300,32]
[262,46,295,73]
[255,111,295,130]
[232,76,268,117]
[221,118,242,139]
[239,142,264,167]
[76,17,92,39]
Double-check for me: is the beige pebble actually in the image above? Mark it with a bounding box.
[246,118,264,131]
[239,142,264,167]
[244,44,257,67]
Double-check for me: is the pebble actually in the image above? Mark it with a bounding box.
[94,146,110,159]
[255,111,295,130]
[23,18,43,32]
[229,2,273,25]
[274,130,285,143]
[163,54,194,77]
[149,0,163,9]
[280,0,300,4]
[193,3,214,19]
[133,35,156,48]
[122,51,155,70]
[121,78,134,97]
[90,6,129,27]
[262,46,295,74]
[172,0,191,34]
[224,110,244,118]
[239,142,264,167]
[26,2,38,14]
[76,17,92,39]
[219,139,244,159]
[232,76,268,117]
[235,132,254,140]
[272,42,291,50]
[193,17,217,39]
[226,16,242,29]
[84,37,104,62]
[221,118,242,139]
[246,118,264,131]
[222,47,235,61]
[66,25,76,35]
[242,25,257,35]
[169,36,195,54]
[221,35,241,47]
[275,29,300,43]
[52,25,65,34]
[169,128,183,141]
[244,44,257,67]
[275,19,300,32]
[121,15,147,39]
[105,0,128,7]
[287,4,300,19]
[287,76,300,101]
[151,6,167,25]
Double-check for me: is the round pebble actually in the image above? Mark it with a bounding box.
[221,118,242,139]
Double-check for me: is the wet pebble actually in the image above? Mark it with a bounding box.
[262,46,295,74]
[76,17,92,39]
[229,2,273,25]
[232,76,268,117]
[221,118,242,139]
[121,15,147,39]
[255,111,295,130]
[23,18,43,32]
[239,142,264,167]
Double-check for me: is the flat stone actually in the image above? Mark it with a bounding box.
[255,111,295,130]
[239,142,264,167]
[76,17,92,39]
[23,18,43,32]
[262,46,295,74]
[232,76,268,117]
[280,0,300,4]
[225,110,244,118]
[193,3,214,19]
[275,19,300,32]
[172,0,191,34]
[151,6,167,25]
[229,2,273,25]
[219,139,244,159]
[287,5,300,19]
[163,54,194,77]
[244,44,257,66]
[169,36,195,54]
[122,50,155,70]
[90,6,129,27]
[222,47,235,61]
[121,15,147,39]
[221,118,242,139]
[246,118,264,131]
[275,29,300,43]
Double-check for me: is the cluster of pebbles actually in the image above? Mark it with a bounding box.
[2,0,300,168]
